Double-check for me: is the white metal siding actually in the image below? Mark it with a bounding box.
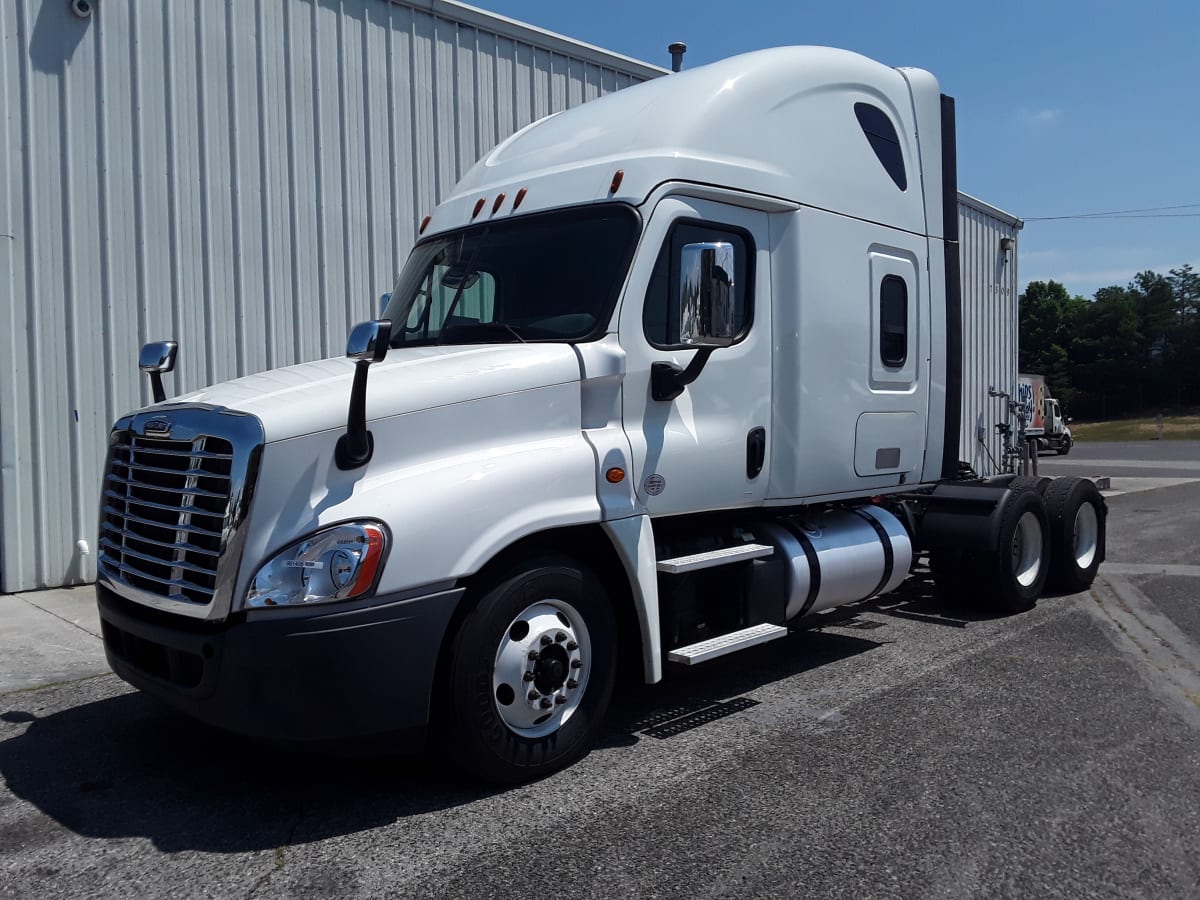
[0,0,661,592]
[957,192,1023,477]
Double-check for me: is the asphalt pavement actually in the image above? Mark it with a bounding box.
[3,446,1200,899]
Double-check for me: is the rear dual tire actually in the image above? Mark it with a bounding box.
[1043,477,1104,592]
[931,485,1050,614]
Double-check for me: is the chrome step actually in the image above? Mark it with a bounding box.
[656,543,773,575]
[667,623,788,665]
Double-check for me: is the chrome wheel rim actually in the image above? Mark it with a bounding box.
[1073,501,1099,569]
[492,599,591,738]
[1011,511,1043,588]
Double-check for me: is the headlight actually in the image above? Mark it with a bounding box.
[245,522,389,609]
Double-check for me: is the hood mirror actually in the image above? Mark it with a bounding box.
[337,320,392,470]
[139,341,178,403]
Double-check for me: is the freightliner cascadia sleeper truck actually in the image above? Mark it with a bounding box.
[96,47,1107,782]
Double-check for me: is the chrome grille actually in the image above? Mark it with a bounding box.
[100,434,233,605]
[97,408,263,619]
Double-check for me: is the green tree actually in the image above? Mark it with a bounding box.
[1019,280,1084,404]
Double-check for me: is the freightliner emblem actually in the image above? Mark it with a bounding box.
[144,418,172,438]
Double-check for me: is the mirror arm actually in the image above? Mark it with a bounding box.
[651,346,716,402]
[335,361,375,470]
[149,373,166,404]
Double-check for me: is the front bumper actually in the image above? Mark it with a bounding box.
[97,583,464,747]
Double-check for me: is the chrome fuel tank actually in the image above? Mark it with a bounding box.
[757,506,912,620]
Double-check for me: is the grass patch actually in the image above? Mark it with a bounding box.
[1072,414,1200,442]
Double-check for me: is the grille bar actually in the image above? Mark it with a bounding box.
[101,504,224,538]
[102,489,225,520]
[118,445,233,461]
[104,559,216,601]
[109,460,232,480]
[99,537,221,576]
[99,524,222,557]
[104,473,229,499]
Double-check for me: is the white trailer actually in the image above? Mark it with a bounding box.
[95,47,1106,782]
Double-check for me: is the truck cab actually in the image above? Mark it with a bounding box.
[95,47,1105,783]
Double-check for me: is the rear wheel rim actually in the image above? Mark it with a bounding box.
[1011,511,1043,587]
[492,599,591,739]
[1073,501,1099,569]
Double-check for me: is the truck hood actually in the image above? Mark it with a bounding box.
[172,344,583,442]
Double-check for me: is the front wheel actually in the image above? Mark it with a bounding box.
[440,555,616,784]
[1056,436,1072,455]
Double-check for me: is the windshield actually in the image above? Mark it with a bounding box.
[382,204,640,347]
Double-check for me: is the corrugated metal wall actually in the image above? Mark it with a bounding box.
[0,0,662,592]
[957,192,1023,477]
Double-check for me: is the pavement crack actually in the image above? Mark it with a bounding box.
[19,597,101,641]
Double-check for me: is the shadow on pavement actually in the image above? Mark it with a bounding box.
[0,608,886,852]
[0,690,490,853]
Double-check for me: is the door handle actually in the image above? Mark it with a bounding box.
[746,427,766,479]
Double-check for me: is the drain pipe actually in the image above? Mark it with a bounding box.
[668,42,687,72]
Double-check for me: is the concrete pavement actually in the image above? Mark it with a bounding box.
[0,587,106,696]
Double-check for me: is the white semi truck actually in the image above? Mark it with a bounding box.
[96,47,1106,782]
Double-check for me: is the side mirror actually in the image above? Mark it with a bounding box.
[139,341,178,403]
[1066,417,1073,425]
[651,241,738,402]
[345,320,391,363]
[678,242,737,348]
[337,320,392,470]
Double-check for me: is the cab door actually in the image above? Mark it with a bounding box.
[620,197,772,516]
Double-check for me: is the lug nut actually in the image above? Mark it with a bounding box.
[540,635,553,646]
[566,679,578,689]
[555,694,567,705]
[566,640,578,651]
[555,632,567,643]
[528,691,539,702]
[523,671,535,682]
[540,697,553,709]
[528,650,539,661]
[571,659,582,669]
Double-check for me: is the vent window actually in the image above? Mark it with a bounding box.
[855,103,907,191]
[880,275,908,367]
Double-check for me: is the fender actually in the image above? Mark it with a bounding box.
[233,381,602,606]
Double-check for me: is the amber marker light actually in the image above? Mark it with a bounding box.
[472,197,486,218]
[350,524,387,596]
[609,169,624,193]
[492,193,506,214]
[513,187,527,209]
[605,467,626,484]
[419,215,431,234]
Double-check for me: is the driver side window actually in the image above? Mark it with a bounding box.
[408,266,497,337]
[643,221,754,348]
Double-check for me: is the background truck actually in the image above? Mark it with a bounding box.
[1019,373,1074,455]
[95,46,1106,783]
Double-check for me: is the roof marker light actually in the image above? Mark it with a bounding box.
[492,193,506,214]
[472,197,486,218]
[609,169,624,194]
[513,188,527,209]
[419,215,431,234]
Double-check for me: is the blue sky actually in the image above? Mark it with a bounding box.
[468,0,1200,299]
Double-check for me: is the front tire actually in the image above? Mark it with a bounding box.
[1056,436,1072,455]
[440,555,616,784]
[1044,477,1105,592]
